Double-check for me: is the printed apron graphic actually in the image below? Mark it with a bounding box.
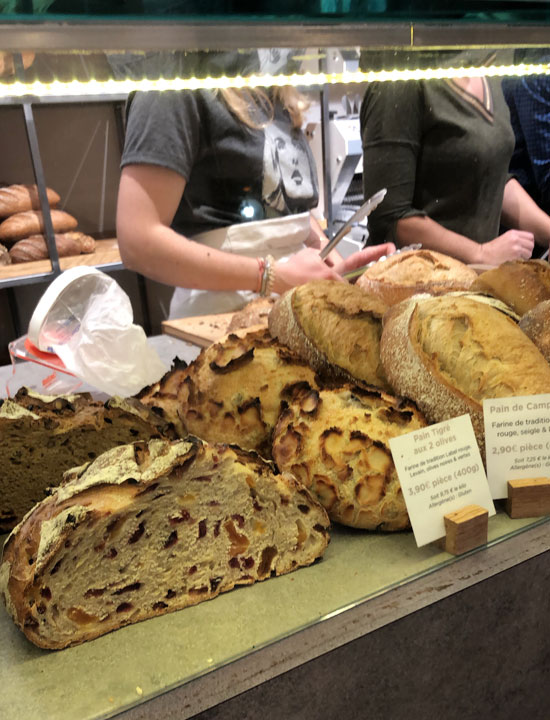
[262,119,318,214]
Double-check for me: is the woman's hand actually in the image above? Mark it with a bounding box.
[477,229,535,265]
[272,243,397,294]
[330,243,396,275]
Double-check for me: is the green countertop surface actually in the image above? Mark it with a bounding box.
[0,511,544,720]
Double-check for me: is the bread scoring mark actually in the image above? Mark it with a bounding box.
[209,347,254,374]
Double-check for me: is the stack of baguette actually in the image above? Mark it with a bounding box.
[0,184,95,264]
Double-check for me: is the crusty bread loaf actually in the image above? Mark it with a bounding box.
[0,437,330,649]
[227,296,276,332]
[0,388,176,532]
[137,328,320,457]
[0,242,10,265]
[519,299,550,364]
[357,249,478,306]
[268,279,390,391]
[380,294,550,454]
[9,232,96,263]
[0,184,60,218]
[471,259,550,316]
[0,209,77,242]
[272,384,427,530]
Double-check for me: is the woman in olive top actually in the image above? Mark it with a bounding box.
[361,76,550,264]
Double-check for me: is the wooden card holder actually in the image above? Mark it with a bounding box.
[506,478,550,519]
[439,505,489,555]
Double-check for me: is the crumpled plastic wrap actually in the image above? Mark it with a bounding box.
[40,270,166,396]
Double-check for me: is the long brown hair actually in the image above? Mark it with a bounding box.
[218,86,309,130]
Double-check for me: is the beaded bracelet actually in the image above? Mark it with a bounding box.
[260,254,276,296]
[256,257,266,293]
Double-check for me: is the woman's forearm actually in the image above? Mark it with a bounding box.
[118,222,261,291]
[502,178,550,247]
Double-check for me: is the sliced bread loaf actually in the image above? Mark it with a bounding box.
[0,388,175,532]
[0,437,330,649]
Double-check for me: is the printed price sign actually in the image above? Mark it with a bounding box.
[483,394,550,498]
[389,414,495,547]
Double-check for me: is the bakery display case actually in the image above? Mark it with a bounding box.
[2,5,550,720]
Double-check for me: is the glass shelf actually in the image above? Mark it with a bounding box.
[0,509,547,720]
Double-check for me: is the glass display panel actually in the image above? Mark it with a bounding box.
[1,26,550,720]
[2,0,550,24]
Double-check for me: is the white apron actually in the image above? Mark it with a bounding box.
[168,212,311,319]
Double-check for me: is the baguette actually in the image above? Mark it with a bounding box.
[0,437,330,649]
[0,209,77,242]
[380,294,550,454]
[357,249,478,306]
[268,280,390,391]
[272,384,426,530]
[9,232,96,263]
[0,388,177,532]
[0,184,60,218]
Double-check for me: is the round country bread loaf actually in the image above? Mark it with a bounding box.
[138,327,320,458]
[380,294,550,456]
[268,279,390,391]
[272,384,426,531]
[519,299,550,364]
[357,249,478,306]
[471,259,550,316]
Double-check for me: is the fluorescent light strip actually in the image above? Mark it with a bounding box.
[2,63,550,98]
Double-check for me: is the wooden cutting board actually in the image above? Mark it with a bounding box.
[161,312,236,347]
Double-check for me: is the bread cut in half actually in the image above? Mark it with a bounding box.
[519,299,550,364]
[272,384,426,530]
[0,388,176,532]
[138,328,320,457]
[357,249,477,306]
[471,259,550,316]
[268,279,390,391]
[380,294,550,454]
[0,437,330,649]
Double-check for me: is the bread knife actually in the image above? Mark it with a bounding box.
[320,188,387,260]
[342,243,423,281]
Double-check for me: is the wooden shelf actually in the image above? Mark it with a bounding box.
[0,238,122,281]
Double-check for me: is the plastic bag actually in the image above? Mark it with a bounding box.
[30,268,167,397]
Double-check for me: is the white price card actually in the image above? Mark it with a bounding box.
[389,414,495,547]
[483,394,550,498]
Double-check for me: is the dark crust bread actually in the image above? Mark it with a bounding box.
[272,384,427,531]
[0,388,177,532]
[0,437,330,649]
[268,280,390,391]
[138,328,321,458]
